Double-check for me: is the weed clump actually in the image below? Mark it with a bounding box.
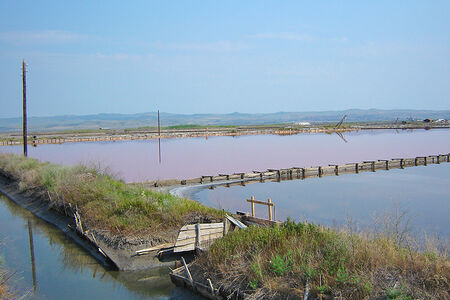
[195,219,449,299]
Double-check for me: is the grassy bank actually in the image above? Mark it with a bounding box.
[194,220,449,299]
[0,153,223,240]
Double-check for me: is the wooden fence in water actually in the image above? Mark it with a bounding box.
[175,153,449,187]
[0,128,355,146]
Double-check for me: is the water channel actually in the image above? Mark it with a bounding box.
[0,196,202,299]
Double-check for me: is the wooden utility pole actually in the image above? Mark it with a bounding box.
[22,60,28,156]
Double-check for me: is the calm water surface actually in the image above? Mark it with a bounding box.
[0,130,448,298]
[192,164,450,237]
[0,195,202,299]
[0,129,449,182]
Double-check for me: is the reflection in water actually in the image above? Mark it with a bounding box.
[27,220,37,294]
[0,196,202,299]
[159,137,162,164]
[193,164,450,238]
[1,129,449,182]
[335,131,348,143]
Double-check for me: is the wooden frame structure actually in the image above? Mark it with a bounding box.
[247,196,275,221]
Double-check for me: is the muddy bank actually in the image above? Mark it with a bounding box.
[6,124,449,146]
[0,174,181,271]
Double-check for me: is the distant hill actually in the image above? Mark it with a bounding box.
[0,109,449,132]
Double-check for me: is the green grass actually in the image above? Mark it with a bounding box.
[0,153,224,236]
[196,219,449,299]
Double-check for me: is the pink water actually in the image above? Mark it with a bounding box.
[1,129,449,182]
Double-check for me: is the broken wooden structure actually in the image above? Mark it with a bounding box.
[170,258,237,300]
[134,214,247,257]
[247,195,275,221]
[174,153,450,187]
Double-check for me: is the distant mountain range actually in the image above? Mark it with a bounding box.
[0,109,449,132]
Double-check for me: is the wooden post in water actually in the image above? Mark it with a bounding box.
[364,161,376,172]
[268,198,273,221]
[329,164,339,175]
[250,196,255,217]
[22,60,28,157]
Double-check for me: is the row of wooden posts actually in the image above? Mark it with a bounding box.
[0,128,358,147]
[177,154,450,187]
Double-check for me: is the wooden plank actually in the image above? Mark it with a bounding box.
[181,257,193,283]
[199,227,224,236]
[175,234,223,251]
[226,214,247,229]
[175,237,196,247]
[246,199,274,206]
[177,227,224,241]
[179,223,224,231]
[177,229,196,240]
[135,242,174,255]
[174,244,195,252]
[199,232,223,242]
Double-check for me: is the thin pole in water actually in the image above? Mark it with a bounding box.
[157,110,161,136]
[27,220,37,293]
[158,110,161,163]
[22,60,28,157]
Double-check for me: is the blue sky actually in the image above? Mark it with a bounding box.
[0,1,449,117]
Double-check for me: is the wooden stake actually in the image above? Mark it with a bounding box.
[22,60,28,157]
[181,257,193,284]
[195,223,200,248]
[268,198,273,221]
[250,196,255,217]
[207,278,215,295]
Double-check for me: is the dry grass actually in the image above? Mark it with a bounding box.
[0,153,224,237]
[194,219,449,299]
[0,283,7,299]
[0,256,10,299]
